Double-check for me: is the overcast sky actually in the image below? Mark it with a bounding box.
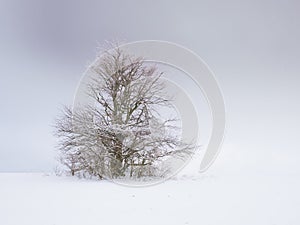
[0,0,299,174]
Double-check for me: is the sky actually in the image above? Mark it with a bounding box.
[0,0,299,174]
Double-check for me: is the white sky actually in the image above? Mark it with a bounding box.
[0,0,299,174]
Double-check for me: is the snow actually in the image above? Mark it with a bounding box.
[1,172,299,225]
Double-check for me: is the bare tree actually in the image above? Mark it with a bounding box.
[55,47,193,180]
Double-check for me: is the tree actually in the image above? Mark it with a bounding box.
[55,47,193,180]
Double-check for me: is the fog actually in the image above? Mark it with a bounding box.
[0,0,299,174]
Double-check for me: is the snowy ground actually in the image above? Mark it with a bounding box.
[1,172,299,225]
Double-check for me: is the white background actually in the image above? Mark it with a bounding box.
[1,0,299,174]
[0,1,299,225]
